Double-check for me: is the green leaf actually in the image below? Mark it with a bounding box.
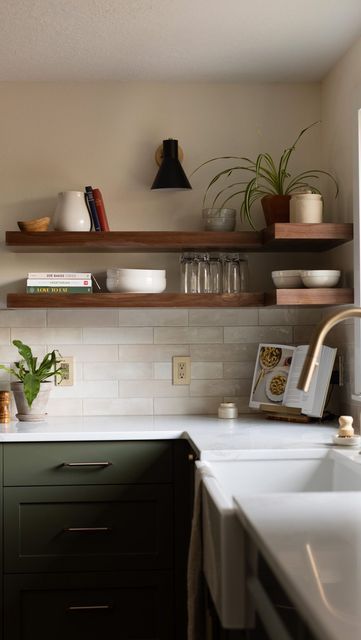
[23,373,41,407]
[202,165,249,207]
[190,155,252,176]
[0,364,21,380]
[211,181,248,207]
[219,188,247,209]
[12,340,35,372]
[285,170,339,197]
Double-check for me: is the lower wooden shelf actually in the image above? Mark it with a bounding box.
[264,288,354,306]
[6,289,353,308]
[6,292,265,308]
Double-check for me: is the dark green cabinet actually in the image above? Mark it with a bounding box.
[5,572,173,640]
[3,441,172,485]
[1,438,195,640]
[4,484,173,573]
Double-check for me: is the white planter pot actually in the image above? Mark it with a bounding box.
[11,381,52,422]
[290,193,323,223]
[53,190,92,231]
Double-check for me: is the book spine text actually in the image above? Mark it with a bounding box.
[27,273,92,279]
[27,279,91,287]
[27,287,93,294]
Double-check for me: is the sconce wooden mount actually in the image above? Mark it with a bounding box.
[155,143,184,166]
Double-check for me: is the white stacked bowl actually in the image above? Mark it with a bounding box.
[106,268,166,293]
[300,270,341,288]
[271,270,303,289]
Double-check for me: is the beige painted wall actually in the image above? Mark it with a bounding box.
[0,81,327,417]
[321,34,361,424]
[321,35,361,223]
[0,82,320,300]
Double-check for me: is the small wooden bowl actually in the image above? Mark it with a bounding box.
[17,216,51,232]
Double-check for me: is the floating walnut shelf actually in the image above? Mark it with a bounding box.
[5,223,353,253]
[5,231,262,253]
[7,293,265,309]
[264,288,354,306]
[5,224,354,308]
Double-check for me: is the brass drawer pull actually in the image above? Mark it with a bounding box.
[63,527,112,533]
[67,604,113,612]
[62,462,112,468]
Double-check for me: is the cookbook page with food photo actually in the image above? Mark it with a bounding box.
[249,344,294,409]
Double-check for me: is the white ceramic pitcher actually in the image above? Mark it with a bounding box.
[53,190,92,231]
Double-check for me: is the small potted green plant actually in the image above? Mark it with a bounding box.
[0,340,64,421]
[192,122,338,230]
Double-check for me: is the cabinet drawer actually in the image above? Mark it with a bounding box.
[4,572,173,640]
[4,441,172,485]
[4,485,173,573]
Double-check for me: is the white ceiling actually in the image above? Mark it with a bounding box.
[1,0,361,82]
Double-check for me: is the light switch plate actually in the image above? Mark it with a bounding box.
[56,356,74,386]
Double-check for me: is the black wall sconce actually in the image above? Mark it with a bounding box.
[151,138,192,190]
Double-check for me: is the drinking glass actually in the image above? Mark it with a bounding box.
[209,253,223,293]
[180,252,198,293]
[239,255,249,292]
[196,252,210,293]
[223,253,249,293]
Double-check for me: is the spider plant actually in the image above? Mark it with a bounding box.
[192,122,338,230]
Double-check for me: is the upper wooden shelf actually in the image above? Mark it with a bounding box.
[5,223,353,253]
[262,223,353,251]
[5,230,262,252]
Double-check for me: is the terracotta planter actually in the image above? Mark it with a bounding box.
[261,195,291,226]
[11,381,52,422]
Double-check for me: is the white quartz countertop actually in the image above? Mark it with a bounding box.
[0,414,338,459]
[234,492,361,640]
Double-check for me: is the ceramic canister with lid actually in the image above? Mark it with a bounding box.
[218,402,238,419]
[289,192,323,223]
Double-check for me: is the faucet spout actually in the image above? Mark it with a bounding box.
[298,306,361,392]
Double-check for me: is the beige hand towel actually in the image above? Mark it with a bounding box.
[187,463,213,640]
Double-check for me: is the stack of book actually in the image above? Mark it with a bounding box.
[26,273,93,294]
[84,186,110,231]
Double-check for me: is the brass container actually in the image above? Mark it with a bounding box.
[0,390,11,423]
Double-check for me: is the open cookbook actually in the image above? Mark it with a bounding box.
[249,343,337,418]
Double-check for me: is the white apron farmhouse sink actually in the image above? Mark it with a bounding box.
[196,448,361,629]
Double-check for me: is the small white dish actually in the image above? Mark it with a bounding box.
[271,270,302,288]
[332,434,361,447]
[301,269,341,288]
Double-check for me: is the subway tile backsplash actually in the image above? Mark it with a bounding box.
[1,307,322,416]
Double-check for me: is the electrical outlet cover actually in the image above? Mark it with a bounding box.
[172,356,191,385]
[56,356,74,386]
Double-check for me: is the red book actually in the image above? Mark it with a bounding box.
[92,188,110,231]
